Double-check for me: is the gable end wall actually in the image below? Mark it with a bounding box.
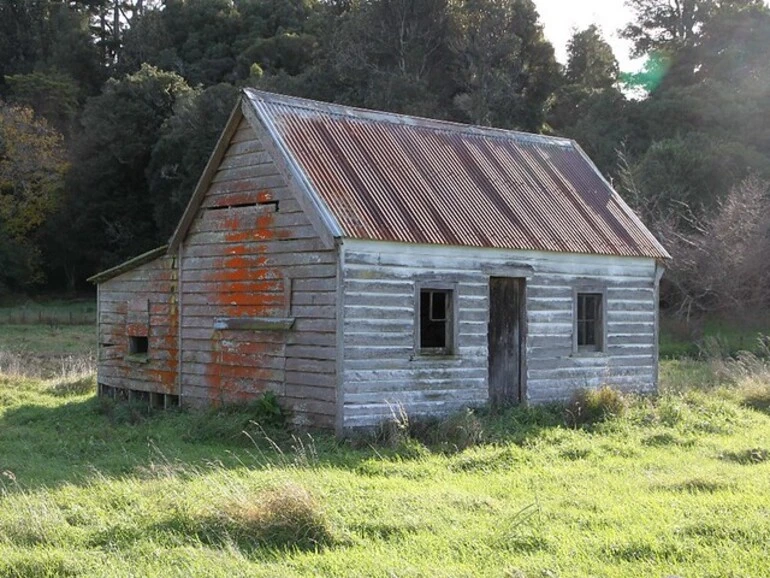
[178,117,338,428]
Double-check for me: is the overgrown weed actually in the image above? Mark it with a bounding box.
[199,481,335,552]
[564,386,628,428]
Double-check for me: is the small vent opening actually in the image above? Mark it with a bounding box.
[258,199,280,212]
[129,336,148,355]
[206,201,260,212]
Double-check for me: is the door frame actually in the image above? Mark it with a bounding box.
[487,276,528,406]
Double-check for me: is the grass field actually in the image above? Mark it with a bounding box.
[1,301,770,576]
[659,310,770,358]
[1,335,770,575]
[0,299,95,326]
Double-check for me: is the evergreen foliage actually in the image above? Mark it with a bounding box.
[0,0,768,315]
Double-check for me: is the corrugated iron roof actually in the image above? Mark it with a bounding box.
[245,89,669,259]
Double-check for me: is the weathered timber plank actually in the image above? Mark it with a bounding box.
[285,344,336,360]
[343,333,413,347]
[181,281,284,295]
[182,251,335,271]
[181,362,284,380]
[181,351,285,369]
[229,123,257,143]
[343,292,413,308]
[343,346,414,360]
[344,377,486,394]
[183,303,285,318]
[211,168,284,186]
[283,398,336,417]
[285,358,335,374]
[345,388,485,406]
[285,370,336,388]
[184,225,321,245]
[293,318,336,332]
[222,139,264,156]
[289,305,336,319]
[291,291,336,307]
[343,364,487,380]
[181,268,282,283]
[182,291,281,306]
[218,151,272,169]
[182,237,325,258]
[343,250,654,278]
[284,383,336,403]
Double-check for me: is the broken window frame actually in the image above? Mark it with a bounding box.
[573,287,606,354]
[415,282,457,355]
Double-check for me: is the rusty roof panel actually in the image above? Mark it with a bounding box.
[245,90,669,259]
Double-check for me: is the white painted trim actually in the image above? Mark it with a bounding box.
[335,239,346,436]
[341,238,656,270]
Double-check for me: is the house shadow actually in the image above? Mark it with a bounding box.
[0,393,565,492]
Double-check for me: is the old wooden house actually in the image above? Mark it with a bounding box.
[90,89,669,432]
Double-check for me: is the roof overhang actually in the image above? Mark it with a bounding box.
[87,245,168,284]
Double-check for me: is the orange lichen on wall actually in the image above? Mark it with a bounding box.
[99,255,179,396]
[201,204,289,403]
[146,258,179,394]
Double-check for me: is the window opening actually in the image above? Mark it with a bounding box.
[420,289,452,352]
[129,335,149,355]
[577,293,602,352]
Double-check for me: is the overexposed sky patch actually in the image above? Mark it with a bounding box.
[534,0,643,71]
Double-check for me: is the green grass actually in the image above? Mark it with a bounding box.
[1,362,770,577]
[660,310,770,358]
[0,302,768,576]
[0,298,96,326]
[0,325,95,355]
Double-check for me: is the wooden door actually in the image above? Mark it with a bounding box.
[488,277,525,406]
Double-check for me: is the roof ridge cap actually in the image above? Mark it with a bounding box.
[243,88,574,147]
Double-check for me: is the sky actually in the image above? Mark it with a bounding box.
[534,0,643,71]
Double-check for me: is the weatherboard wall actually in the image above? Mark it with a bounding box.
[177,117,338,428]
[339,239,659,429]
[97,255,179,396]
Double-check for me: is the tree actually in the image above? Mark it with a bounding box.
[565,25,618,88]
[451,0,560,131]
[657,177,770,314]
[331,0,455,117]
[61,64,191,282]
[0,103,67,290]
[147,82,240,237]
[549,26,628,177]
[5,72,80,136]
[620,0,762,56]
[0,1,105,96]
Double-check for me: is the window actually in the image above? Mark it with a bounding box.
[418,288,453,353]
[576,293,603,353]
[129,335,149,355]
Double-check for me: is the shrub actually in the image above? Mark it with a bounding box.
[209,482,334,551]
[564,386,628,428]
[409,408,484,453]
[367,405,485,455]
